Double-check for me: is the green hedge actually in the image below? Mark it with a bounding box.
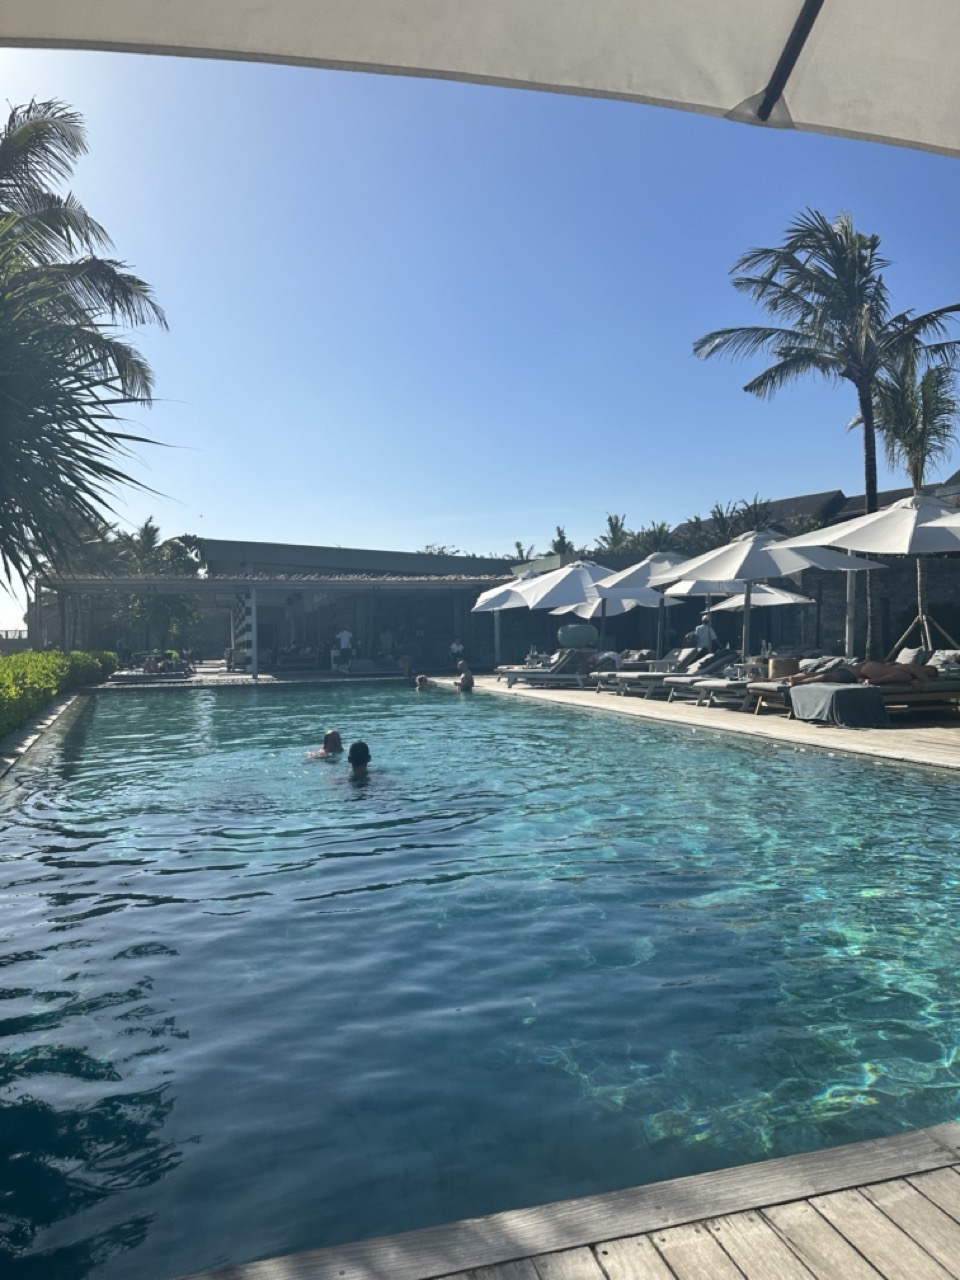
[0,650,118,740]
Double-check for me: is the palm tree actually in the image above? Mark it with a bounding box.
[595,513,635,555]
[874,356,960,647]
[693,209,960,652]
[549,526,575,555]
[633,521,675,556]
[0,100,166,584]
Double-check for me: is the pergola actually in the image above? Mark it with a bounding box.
[44,572,510,677]
[4,1,960,157]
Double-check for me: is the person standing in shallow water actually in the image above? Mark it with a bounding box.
[455,661,474,692]
[347,741,371,777]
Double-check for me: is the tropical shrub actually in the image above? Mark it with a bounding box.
[0,649,116,739]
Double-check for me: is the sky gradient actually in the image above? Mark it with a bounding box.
[2,45,960,625]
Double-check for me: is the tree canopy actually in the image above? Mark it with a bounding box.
[0,99,166,585]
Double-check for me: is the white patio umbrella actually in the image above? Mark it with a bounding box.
[779,494,960,652]
[663,578,746,598]
[471,560,615,651]
[14,2,960,159]
[552,581,675,619]
[509,560,613,611]
[710,585,815,611]
[471,570,538,612]
[595,552,686,596]
[551,597,640,620]
[651,532,882,658]
[596,553,686,657]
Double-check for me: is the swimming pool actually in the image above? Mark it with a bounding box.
[2,685,960,1279]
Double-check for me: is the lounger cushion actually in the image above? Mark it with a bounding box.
[896,646,929,665]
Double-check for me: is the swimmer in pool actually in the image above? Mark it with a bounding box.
[415,675,435,692]
[347,740,371,777]
[307,729,344,760]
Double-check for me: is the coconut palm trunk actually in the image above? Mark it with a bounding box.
[856,381,880,658]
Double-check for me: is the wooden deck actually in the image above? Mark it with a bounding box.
[473,676,960,774]
[183,1123,960,1279]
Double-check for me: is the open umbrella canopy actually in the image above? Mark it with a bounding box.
[551,581,675,618]
[551,597,639,620]
[650,532,882,658]
[711,585,814,612]
[650,531,883,584]
[663,578,746,598]
[507,560,613,611]
[11,1,960,158]
[471,571,537,612]
[596,552,686,599]
[779,494,960,555]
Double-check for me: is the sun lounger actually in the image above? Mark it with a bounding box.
[744,676,960,716]
[500,648,597,689]
[660,650,741,699]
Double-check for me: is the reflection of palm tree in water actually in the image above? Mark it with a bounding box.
[0,981,185,1280]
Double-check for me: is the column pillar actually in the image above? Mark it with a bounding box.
[250,587,259,680]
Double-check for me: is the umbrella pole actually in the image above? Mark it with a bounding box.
[844,552,856,658]
[656,596,665,658]
[741,582,752,659]
[493,608,502,667]
[599,598,607,649]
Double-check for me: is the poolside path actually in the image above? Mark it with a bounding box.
[183,1123,960,1279]
[473,677,960,774]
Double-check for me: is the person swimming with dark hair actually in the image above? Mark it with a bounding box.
[347,740,371,777]
[307,729,344,760]
[415,675,435,692]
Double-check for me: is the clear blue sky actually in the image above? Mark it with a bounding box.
[3,45,960,626]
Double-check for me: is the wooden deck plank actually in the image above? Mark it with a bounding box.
[649,1221,745,1279]
[704,1210,816,1279]
[591,1236,675,1280]
[530,1248,607,1279]
[909,1168,960,1223]
[811,1187,955,1279]
[862,1179,960,1277]
[763,1200,884,1279]
[178,1126,960,1279]
[439,1262,540,1280]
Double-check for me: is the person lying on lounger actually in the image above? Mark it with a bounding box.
[786,661,938,690]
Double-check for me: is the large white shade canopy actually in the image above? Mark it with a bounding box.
[552,581,672,618]
[650,531,883,585]
[471,570,538,612]
[471,582,529,613]
[500,560,613,612]
[711,584,814,612]
[651,531,882,658]
[779,494,960,555]
[596,553,686,598]
[8,2,960,158]
[663,578,747,598]
[551,597,638,620]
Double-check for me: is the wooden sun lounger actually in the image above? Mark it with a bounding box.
[744,678,960,716]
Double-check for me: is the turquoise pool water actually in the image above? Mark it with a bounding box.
[2,686,960,1279]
